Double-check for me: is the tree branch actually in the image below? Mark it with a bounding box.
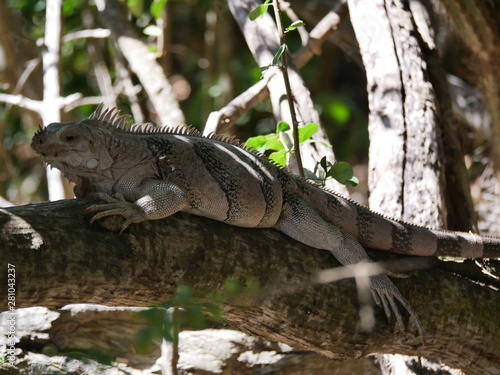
[204,7,346,135]
[36,28,112,46]
[347,0,475,230]
[272,0,304,177]
[96,0,185,127]
[1,199,499,374]
[0,93,42,113]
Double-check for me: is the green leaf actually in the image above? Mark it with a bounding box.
[150,0,168,19]
[320,156,328,171]
[285,20,305,32]
[144,25,161,37]
[249,4,270,20]
[135,308,167,348]
[276,121,290,132]
[259,64,272,75]
[317,141,333,148]
[298,122,318,143]
[176,284,194,304]
[185,304,206,329]
[127,0,143,17]
[346,176,359,187]
[269,149,287,167]
[304,168,320,180]
[245,135,267,151]
[222,278,241,298]
[264,134,285,151]
[245,277,260,297]
[246,133,286,153]
[272,44,286,65]
[329,162,359,186]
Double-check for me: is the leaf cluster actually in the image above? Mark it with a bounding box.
[246,121,358,186]
[246,121,318,166]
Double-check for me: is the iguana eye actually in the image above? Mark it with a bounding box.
[63,134,79,142]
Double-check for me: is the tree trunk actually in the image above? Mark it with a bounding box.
[1,199,499,374]
[348,0,476,231]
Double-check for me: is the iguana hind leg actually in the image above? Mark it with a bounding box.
[276,196,424,336]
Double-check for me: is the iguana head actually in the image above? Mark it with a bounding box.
[31,106,153,197]
[31,120,114,176]
[31,112,119,197]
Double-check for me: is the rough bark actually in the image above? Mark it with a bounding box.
[349,0,441,227]
[348,0,476,230]
[1,199,499,374]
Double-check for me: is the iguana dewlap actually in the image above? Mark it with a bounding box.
[31,106,500,337]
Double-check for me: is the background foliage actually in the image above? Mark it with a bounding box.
[0,0,371,205]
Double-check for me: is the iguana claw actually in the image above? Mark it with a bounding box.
[85,192,145,233]
[369,274,424,338]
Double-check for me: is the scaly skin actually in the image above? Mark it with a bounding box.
[31,106,500,337]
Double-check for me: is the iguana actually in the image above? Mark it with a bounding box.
[31,106,500,337]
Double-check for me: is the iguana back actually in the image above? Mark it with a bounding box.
[145,130,284,228]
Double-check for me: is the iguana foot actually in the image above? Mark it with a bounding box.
[85,192,145,233]
[369,274,424,338]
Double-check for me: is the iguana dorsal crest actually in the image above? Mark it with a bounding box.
[87,104,245,148]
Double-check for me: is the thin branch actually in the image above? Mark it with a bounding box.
[63,96,107,112]
[279,1,309,46]
[83,10,117,109]
[204,7,345,134]
[63,28,111,43]
[0,92,82,113]
[171,307,180,375]
[203,78,269,135]
[36,28,111,46]
[114,54,145,123]
[11,58,41,94]
[273,0,304,177]
[156,1,172,74]
[0,93,42,112]
[61,93,83,106]
[292,9,344,68]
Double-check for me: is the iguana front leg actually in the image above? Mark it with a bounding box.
[276,196,424,336]
[85,179,188,233]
